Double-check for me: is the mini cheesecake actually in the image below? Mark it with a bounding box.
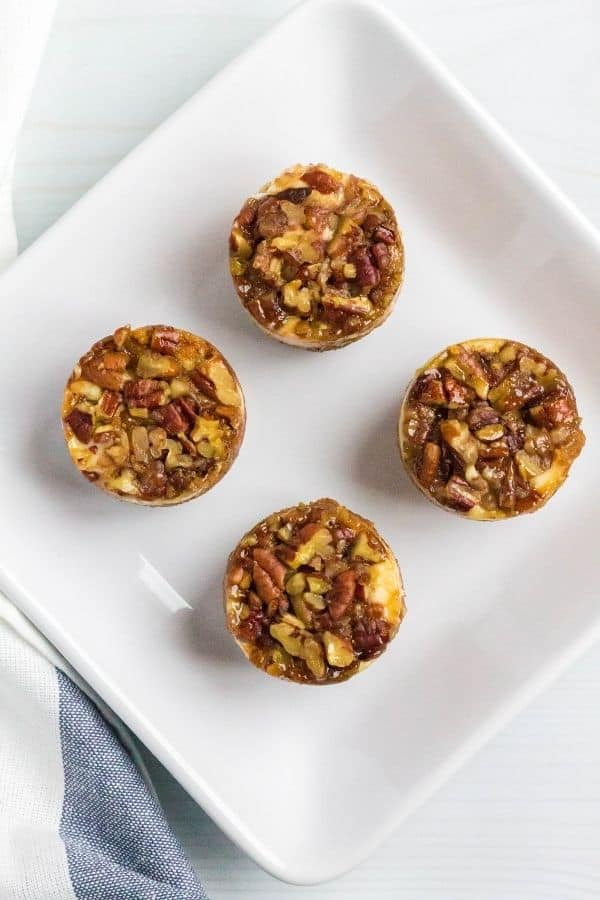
[62,324,245,504]
[399,338,585,519]
[229,164,404,350]
[224,498,405,684]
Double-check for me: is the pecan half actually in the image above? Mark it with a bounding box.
[351,247,379,287]
[252,548,286,590]
[327,569,356,621]
[252,561,282,607]
[151,326,180,355]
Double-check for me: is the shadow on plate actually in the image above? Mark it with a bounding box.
[351,395,418,508]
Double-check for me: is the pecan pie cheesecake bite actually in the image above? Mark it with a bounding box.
[399,339,585,519]
[229,164,404,350]
[224,498,405,684]
[62,324,245,504]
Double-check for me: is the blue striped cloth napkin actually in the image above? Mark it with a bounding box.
[0,596,208,899]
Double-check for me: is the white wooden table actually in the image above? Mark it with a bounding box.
[15,1,600,896]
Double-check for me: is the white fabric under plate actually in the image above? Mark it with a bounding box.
[0,600,76,900]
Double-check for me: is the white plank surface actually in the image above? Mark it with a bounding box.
[13,1,600,896]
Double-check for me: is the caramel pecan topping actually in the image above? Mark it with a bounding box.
[98,390,121,418]
[399,339,585,519]
[229,164,404,350]
[224,498,406,684]
[62,324,246,505]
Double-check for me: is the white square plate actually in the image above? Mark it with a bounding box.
[1,0,599,884]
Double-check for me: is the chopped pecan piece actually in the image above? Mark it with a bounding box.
[256,197,289,239]
[444,476,480,511]
[152,402,189,435]
[372,225,395,244]
[131,426,150,462]
[112,325,131,349]
[468,403,500,431]
[190,369,218,400]
[333,526,355,543]
[504,414,526,453]
[138,460,167,498]
[176,396,198,423]
[98,390,121,418]
[405,402,437,446]
[327,569,356,621]
[418,441,441,488]
[498,459,516,510]
[124,378,163,409]
[529,390,577,428]
[81,351,128,391]
[352,618,390,658]
[169,467,195,492]
[412,371,446,406]
[302,168,339,193]
[370,242,390,271]
[238,610,265,643]
[351,247,379,287]
[488,370,544,412]
[442,372,473,406]
[65,408,93,444]
[236,200,258,230]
